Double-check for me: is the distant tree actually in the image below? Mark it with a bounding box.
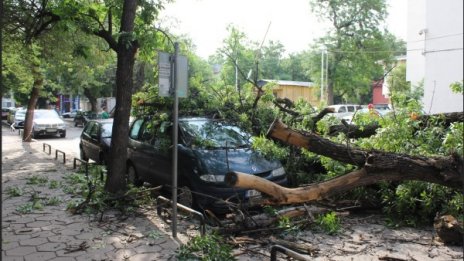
[309,0,401,105]
[280,51,312,81]
[386,63,409,95]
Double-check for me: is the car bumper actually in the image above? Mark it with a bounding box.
[34,129,66,136]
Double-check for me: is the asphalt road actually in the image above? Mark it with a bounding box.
[5,118,83,159]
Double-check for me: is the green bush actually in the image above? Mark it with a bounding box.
[177,234,235,261]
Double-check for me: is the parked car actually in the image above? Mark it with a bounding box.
[62,109,80,118]
[7,107,22,124]
[79,119,113,165]
[342,107,392,124]
[74,111,98,127]
[2,108,9,120]
[126,117,287,213]
[328,104,362,119]
[13,109,27,128]
[32,109,66,138]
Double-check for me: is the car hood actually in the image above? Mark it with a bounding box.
[33,118,65,125]
[190,148,282,176]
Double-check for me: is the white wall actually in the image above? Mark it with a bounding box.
[407,0,463,114]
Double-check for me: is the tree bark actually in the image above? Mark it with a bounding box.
[104,0,138,194]
[83,88,98,112]
[23,56,42,142]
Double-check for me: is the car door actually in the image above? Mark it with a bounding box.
[128,119,158,184]
[87,122,102,161]
[81,122,95,159]
[150,121,173,185]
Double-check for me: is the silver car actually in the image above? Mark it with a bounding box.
[32,109,66,138]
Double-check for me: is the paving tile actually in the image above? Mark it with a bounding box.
[59,229,84,237]
[36,242,66,252]
[15,227,42,234]
[26,221,52,228]
[48,235,76,243]
[73,232,96,240]
[4,223,26,230]
[1,241,20,251]
[107,248,137,260]
[1,255,24,261]
[19,237,48,246]
[24,251,56,261]
[13,217,37,224]
[133,244,162,254]
[129,253,166,261]
[48,257,77,261]
[5,246,37,256]
[3,233,33,242]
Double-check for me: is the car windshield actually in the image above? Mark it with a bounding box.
[180,119,250,149]
[101,123,113,138]
[34,110,60,119]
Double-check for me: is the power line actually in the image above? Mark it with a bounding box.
[327,47,462,54]
[406,32,463,44]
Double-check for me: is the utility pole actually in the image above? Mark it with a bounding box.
[320,47,325,103]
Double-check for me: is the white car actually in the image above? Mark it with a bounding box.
[328,104,362,119]
[13,109,27,128]
[32,109,66,138]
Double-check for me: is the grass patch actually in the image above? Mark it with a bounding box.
[6,186,23,197]
[26,175,48,186]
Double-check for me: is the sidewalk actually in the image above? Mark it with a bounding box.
[1,125,181,261]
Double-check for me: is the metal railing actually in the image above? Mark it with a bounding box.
[55,149,66,164]
[43,143,51,155]
[156,195,206,236]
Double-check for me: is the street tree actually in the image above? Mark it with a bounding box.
[3,0,61,141]
[58,0,171,193]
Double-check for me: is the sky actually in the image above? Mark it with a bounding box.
[159,0,407,59]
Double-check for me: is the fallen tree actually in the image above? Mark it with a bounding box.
[225,119,463,206]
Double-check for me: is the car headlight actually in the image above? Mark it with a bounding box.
[200,174,225,183]
[270,167,286,178]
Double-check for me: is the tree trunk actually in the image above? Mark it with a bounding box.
[224,119,463,205]
[83,88,98,112]
[104,0,138,194]
[23,56,43,142]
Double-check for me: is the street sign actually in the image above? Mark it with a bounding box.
[158,52,171,97]
[176,55,188,98]
[158,51,188,98]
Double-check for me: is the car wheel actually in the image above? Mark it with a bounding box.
[60,131,66,138]
[80,147,89,162]
[126,164,143,187]
[178,185,195,209]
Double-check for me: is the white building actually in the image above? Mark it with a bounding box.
[406,0,463,114]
